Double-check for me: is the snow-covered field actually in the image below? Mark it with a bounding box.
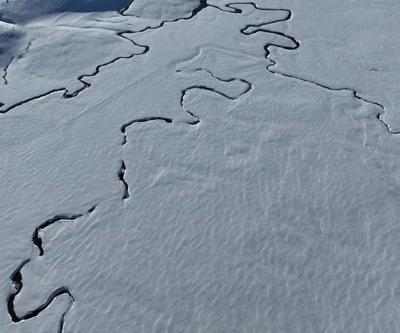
[1,0,400,332]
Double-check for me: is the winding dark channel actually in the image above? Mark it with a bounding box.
[0,36,149,113]
[121,117,173,145]
[32,206,97,256]
[118,160,130,200]
[7,205,97,330]
[234,2,393,134]
[1,57,13,85]
[178,68,253,125]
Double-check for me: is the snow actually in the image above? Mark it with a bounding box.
[0,0,133,22]
[1,1,400,332]
[263,0,400,132]
[123,0,201,20]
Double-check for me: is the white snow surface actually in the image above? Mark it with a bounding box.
[124,0,201,20]
[0,0,133,22]
[1,0,400,332]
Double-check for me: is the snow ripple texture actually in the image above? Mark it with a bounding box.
[1,0,400,332]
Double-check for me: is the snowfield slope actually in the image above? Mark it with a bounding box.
[1,0,400,332]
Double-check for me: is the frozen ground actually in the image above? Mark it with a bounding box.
[0,0,400,332]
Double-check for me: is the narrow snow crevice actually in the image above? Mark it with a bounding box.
[0,35,148,114]
[121,117,173,146]
[118,160,130,200]
[7,205,97,330]
[1,57,13,85]
[177,68,253,97]
[179,67,253,125]
[32,206,97,256]
[62,34,148,99]
[241,3,394,135]
[119,117,173,201]
[267,68,391,133]
[17,41,32,60]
